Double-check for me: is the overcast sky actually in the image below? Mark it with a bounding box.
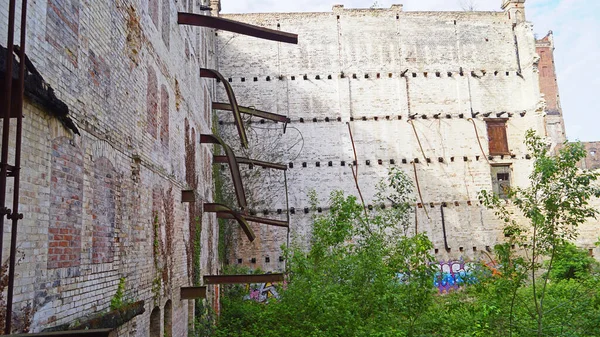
[221,0,599,142]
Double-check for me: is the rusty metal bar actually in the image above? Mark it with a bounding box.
[178,13,298,44]
[180,286,207,299]
[181,190,195,203]
[0,7,17,317]
[200,69,248,148]
[200,134,247,210]
[203,203,255,242]
[213,102,290,124]
[9,329,115,337]
[440,204,450,251]
[216,212,288,228]
[1,0,26,333]
[213,155,287,171]
[203,273,284,285]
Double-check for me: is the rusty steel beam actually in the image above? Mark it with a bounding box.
[178,13,298,44]
[204,273,285,285]
[203,203,255,242]
[216,212,289,228]
[213,102,290,124]
[181,190,195,203]
[180,286,207,300]
[200,68,248,148]
[213,155,287,171]
[200,134,247,210]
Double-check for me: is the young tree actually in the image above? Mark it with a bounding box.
[480,130,600,336]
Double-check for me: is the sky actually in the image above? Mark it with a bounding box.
[220,0,599,142]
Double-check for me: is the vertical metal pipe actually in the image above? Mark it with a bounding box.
[0,3,17,332]
[440,205,449,251]
[5,1,27,332]
[284,170,290,273]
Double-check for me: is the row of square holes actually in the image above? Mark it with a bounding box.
[219,70,518,83]
[241,200,493,217]
[285,154,528,168]
[235,248,595,259]
[218,111,527,126]
[236,256,285,264]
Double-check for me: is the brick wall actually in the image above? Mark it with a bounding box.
[214,5,585,272]
[0,0,219,335]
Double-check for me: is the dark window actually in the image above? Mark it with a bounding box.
[491,165,511,199]
[486,119,509,155]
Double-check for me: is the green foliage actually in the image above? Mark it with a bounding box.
[212,133,600,336]
[215,168,437,337]
[480,130,600,336]
[110,277,127,311]
[549,242,598,281]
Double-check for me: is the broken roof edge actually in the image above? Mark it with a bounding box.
[219,4,506,18]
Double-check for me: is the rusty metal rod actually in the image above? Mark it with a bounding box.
[200,134,247,210]
[216,212,288,228]
[200,69,248,148]
[440,204,449,251]
[213,102,290,124]
[0,4,17,304]
[6,0,27,331]
[203,203,255,242]
[178,13,298,44]
[467,118,491,165]
[412,162,429,220]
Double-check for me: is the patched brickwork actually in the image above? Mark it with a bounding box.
[149,0,159,28]
[160,84,170,146]
[46,0,80,67]
[89,50,110,88]
[147,66,158,138]
[1,0,219,333]
[91,157,117,264]
[162,0,171,49]
[48,137,83,269]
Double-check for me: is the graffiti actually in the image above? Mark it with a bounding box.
[244,281,280,302]
[433,258,500,293]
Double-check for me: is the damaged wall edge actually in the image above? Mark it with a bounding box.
[0,44,79,135]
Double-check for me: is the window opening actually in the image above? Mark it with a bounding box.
[491,165,511,199]
[486,119,509,155]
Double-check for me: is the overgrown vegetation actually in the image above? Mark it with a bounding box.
[213,131,600,336]
[109,277,128,311]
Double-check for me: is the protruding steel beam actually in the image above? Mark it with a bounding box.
[216,212,288,228]
[181,190,195,203]
[178,13,298,44]
[204,203,255,242]
[181,286,207,299]
[200,134,247,210]
[213,102,290,124]
[213,156,287,171]
[203,273,285,285]
[200,69,248,148]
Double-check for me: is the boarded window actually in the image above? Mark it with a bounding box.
[486,119,509,155]
[491,165,511,199]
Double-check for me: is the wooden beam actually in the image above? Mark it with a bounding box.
[181,286,207,299]
[204,273,284,285]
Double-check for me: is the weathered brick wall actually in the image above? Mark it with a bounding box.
[214,4,587,272]
[0,0,219,335]
[536,31,566,146]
